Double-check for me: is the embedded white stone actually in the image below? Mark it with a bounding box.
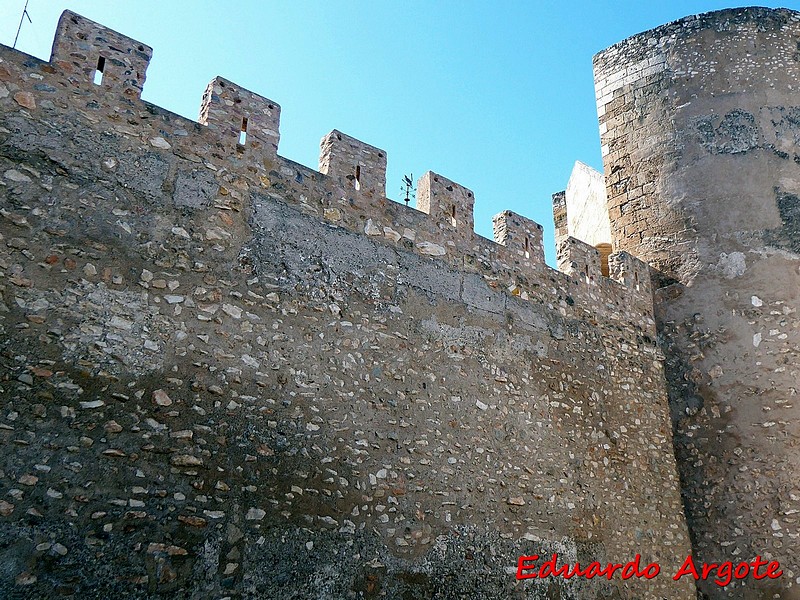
[417,241,446,256]
[364,219,381,236]
[149,136,171,149]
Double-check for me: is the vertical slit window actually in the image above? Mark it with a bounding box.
[355,165,361,191]
[239,117,248,146]
[524,236,530,259]
[450,205,457,227]
[93,56,105,86]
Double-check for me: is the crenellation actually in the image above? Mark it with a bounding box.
[318,129,387,198]
[557,236,603,285]
[0,11,650,314]
[608,251,653,306]
[199,76,281,156]
[492,210,544,267]
[50,10,152,99]
[416,171,475,242]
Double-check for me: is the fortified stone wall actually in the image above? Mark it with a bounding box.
[0,10,693,600]
[594,7,800,599]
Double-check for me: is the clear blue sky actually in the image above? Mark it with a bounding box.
[2,1,796,262]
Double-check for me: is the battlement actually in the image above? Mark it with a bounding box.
[608,251,652,298]
[50,9,152,99]
[199,77,281,156]
[557,236,603,284]
[417,172,475,242]
[1,10,656,332]
[492,210,544,265]
[319,130,387,199]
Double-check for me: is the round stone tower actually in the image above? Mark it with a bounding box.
[595,7,800,599]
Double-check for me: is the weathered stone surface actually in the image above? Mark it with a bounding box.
[152,389,172,406]
[173,168,219,208]
[0,8,691,600]
[416,240,446,256]
[170,455,203,467]
[12,91,35,110]
[592,7,800,598]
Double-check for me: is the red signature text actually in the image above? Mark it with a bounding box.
[516,553,783,587]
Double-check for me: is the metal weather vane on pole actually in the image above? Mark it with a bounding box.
[13,0,32,49]
[401,174,415,206]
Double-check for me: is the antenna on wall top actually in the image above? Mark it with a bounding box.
[13,0,32,49]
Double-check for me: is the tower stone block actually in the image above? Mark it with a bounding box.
[552,190,568,248]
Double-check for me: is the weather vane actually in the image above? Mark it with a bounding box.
[13,1,32,49]
[401,174,415,206]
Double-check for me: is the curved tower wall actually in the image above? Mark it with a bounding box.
[595,8,800,599]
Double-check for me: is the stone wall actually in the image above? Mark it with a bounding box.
[0,10,693,599]
[594,7,800,599]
